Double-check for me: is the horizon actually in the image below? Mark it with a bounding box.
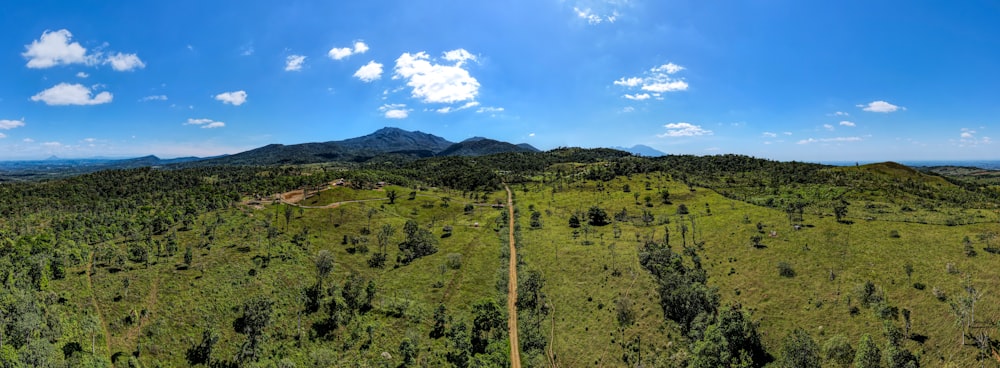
[1,1,998,161]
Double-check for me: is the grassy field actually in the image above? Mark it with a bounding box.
[49,169,1000,367]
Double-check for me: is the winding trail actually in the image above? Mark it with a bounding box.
[504,184,522,368]
[85,252,112,358]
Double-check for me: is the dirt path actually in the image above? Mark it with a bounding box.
[284,197,388,209]
[504,184,522,368]
[85,252,112,358]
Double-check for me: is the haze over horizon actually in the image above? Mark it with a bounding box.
[1,1,997,161]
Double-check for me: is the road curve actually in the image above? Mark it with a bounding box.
[504,184,522,368]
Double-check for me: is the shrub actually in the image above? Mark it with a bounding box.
[912,282,926,290]
[889,230,900,238]
[446,253,462,270]
[932,287,947,301]
[778,262,796,278]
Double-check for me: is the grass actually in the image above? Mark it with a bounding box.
[49,170,1000,366]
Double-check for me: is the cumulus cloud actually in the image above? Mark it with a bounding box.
[615,62,689,98]
[839,120,856,127]
[858,100,904,113]
[613,77,642,88]
[353,61,383,82]
[185,118,225,128]
[104,52,145,71]
[23,29,145,72]
[76,72,89,78]
[22,29,94,68]
[0,133,5,139]
[0,119,25,130]
[796,137,862,144]
[762,132,778,138]
[379,104,411,119]
[42,141,62,147]
[657,122,712,137]
[393,50,480,104]
[328,41,369,60]
[285,55,306,71]
[31,83,113,106]
[215,90,247,106]
[958,128,991,147]
[620,106,635,113]
[829,111,849,117]
[436,101,480,114]
[22,138,34,143]
[443,49,476,64]
[139,95,168,102]
[623,93,650,100]
[823,124,835,131]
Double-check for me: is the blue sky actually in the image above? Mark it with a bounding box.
[1,0,998,161]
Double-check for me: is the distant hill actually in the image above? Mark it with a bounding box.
[437,138,539,157]
[612,144,666,157]
[192,127,536,166]
[337,127,454,153]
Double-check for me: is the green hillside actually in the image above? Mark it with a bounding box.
[2,153,999,367]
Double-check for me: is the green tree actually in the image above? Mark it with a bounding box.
[431,304,447,339]
[659,189,671,204]
[387,189,398,204]
[822,334,855,368]
[236,296,274,365]
[779,328,820,368]
[314,250,334,289]
[587,206,610,226]
[854,334,881,368]
[399,337,417,366]
[183,246,193,267]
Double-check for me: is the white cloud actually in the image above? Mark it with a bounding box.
[529,133,535,137]
[839,120,856,127]
[796,137,862,144]
[393,50,480,104]
[623,93,650,101]
[620,106,635,113]
[958,128,991,147]
[573,7,619,24]
[783,132,793,135]
[22,29,94,68]
[823,124,835,131]
[31,83,113,106]
[42,141,62,147]
[657,122,712,137]
[830,111,849,117]
[443,49,476,64]
[379,104,411,119]
[615,62,689,96]
[215,90,247,106]
[613,77,643,87]
[353,61,384,82]
[0,119,25,130]
[762,132,778,138]
[285,55,306,71]
[353,41,369,54]
[652,63,685,74]
[0,133,6,139]
[328,41,369,60]
[104,52,145,71]
[185,118,225,128]
[139,95,167,102]
[642,81,688,93]
[858,100,904,113]
[436,101,480,114]
[23,29,144,72]
[22,138,34,143]
[476,106,504,114]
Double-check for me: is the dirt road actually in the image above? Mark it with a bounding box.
[504,184,522,368]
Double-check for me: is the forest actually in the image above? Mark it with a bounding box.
[2,149,1000,367]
